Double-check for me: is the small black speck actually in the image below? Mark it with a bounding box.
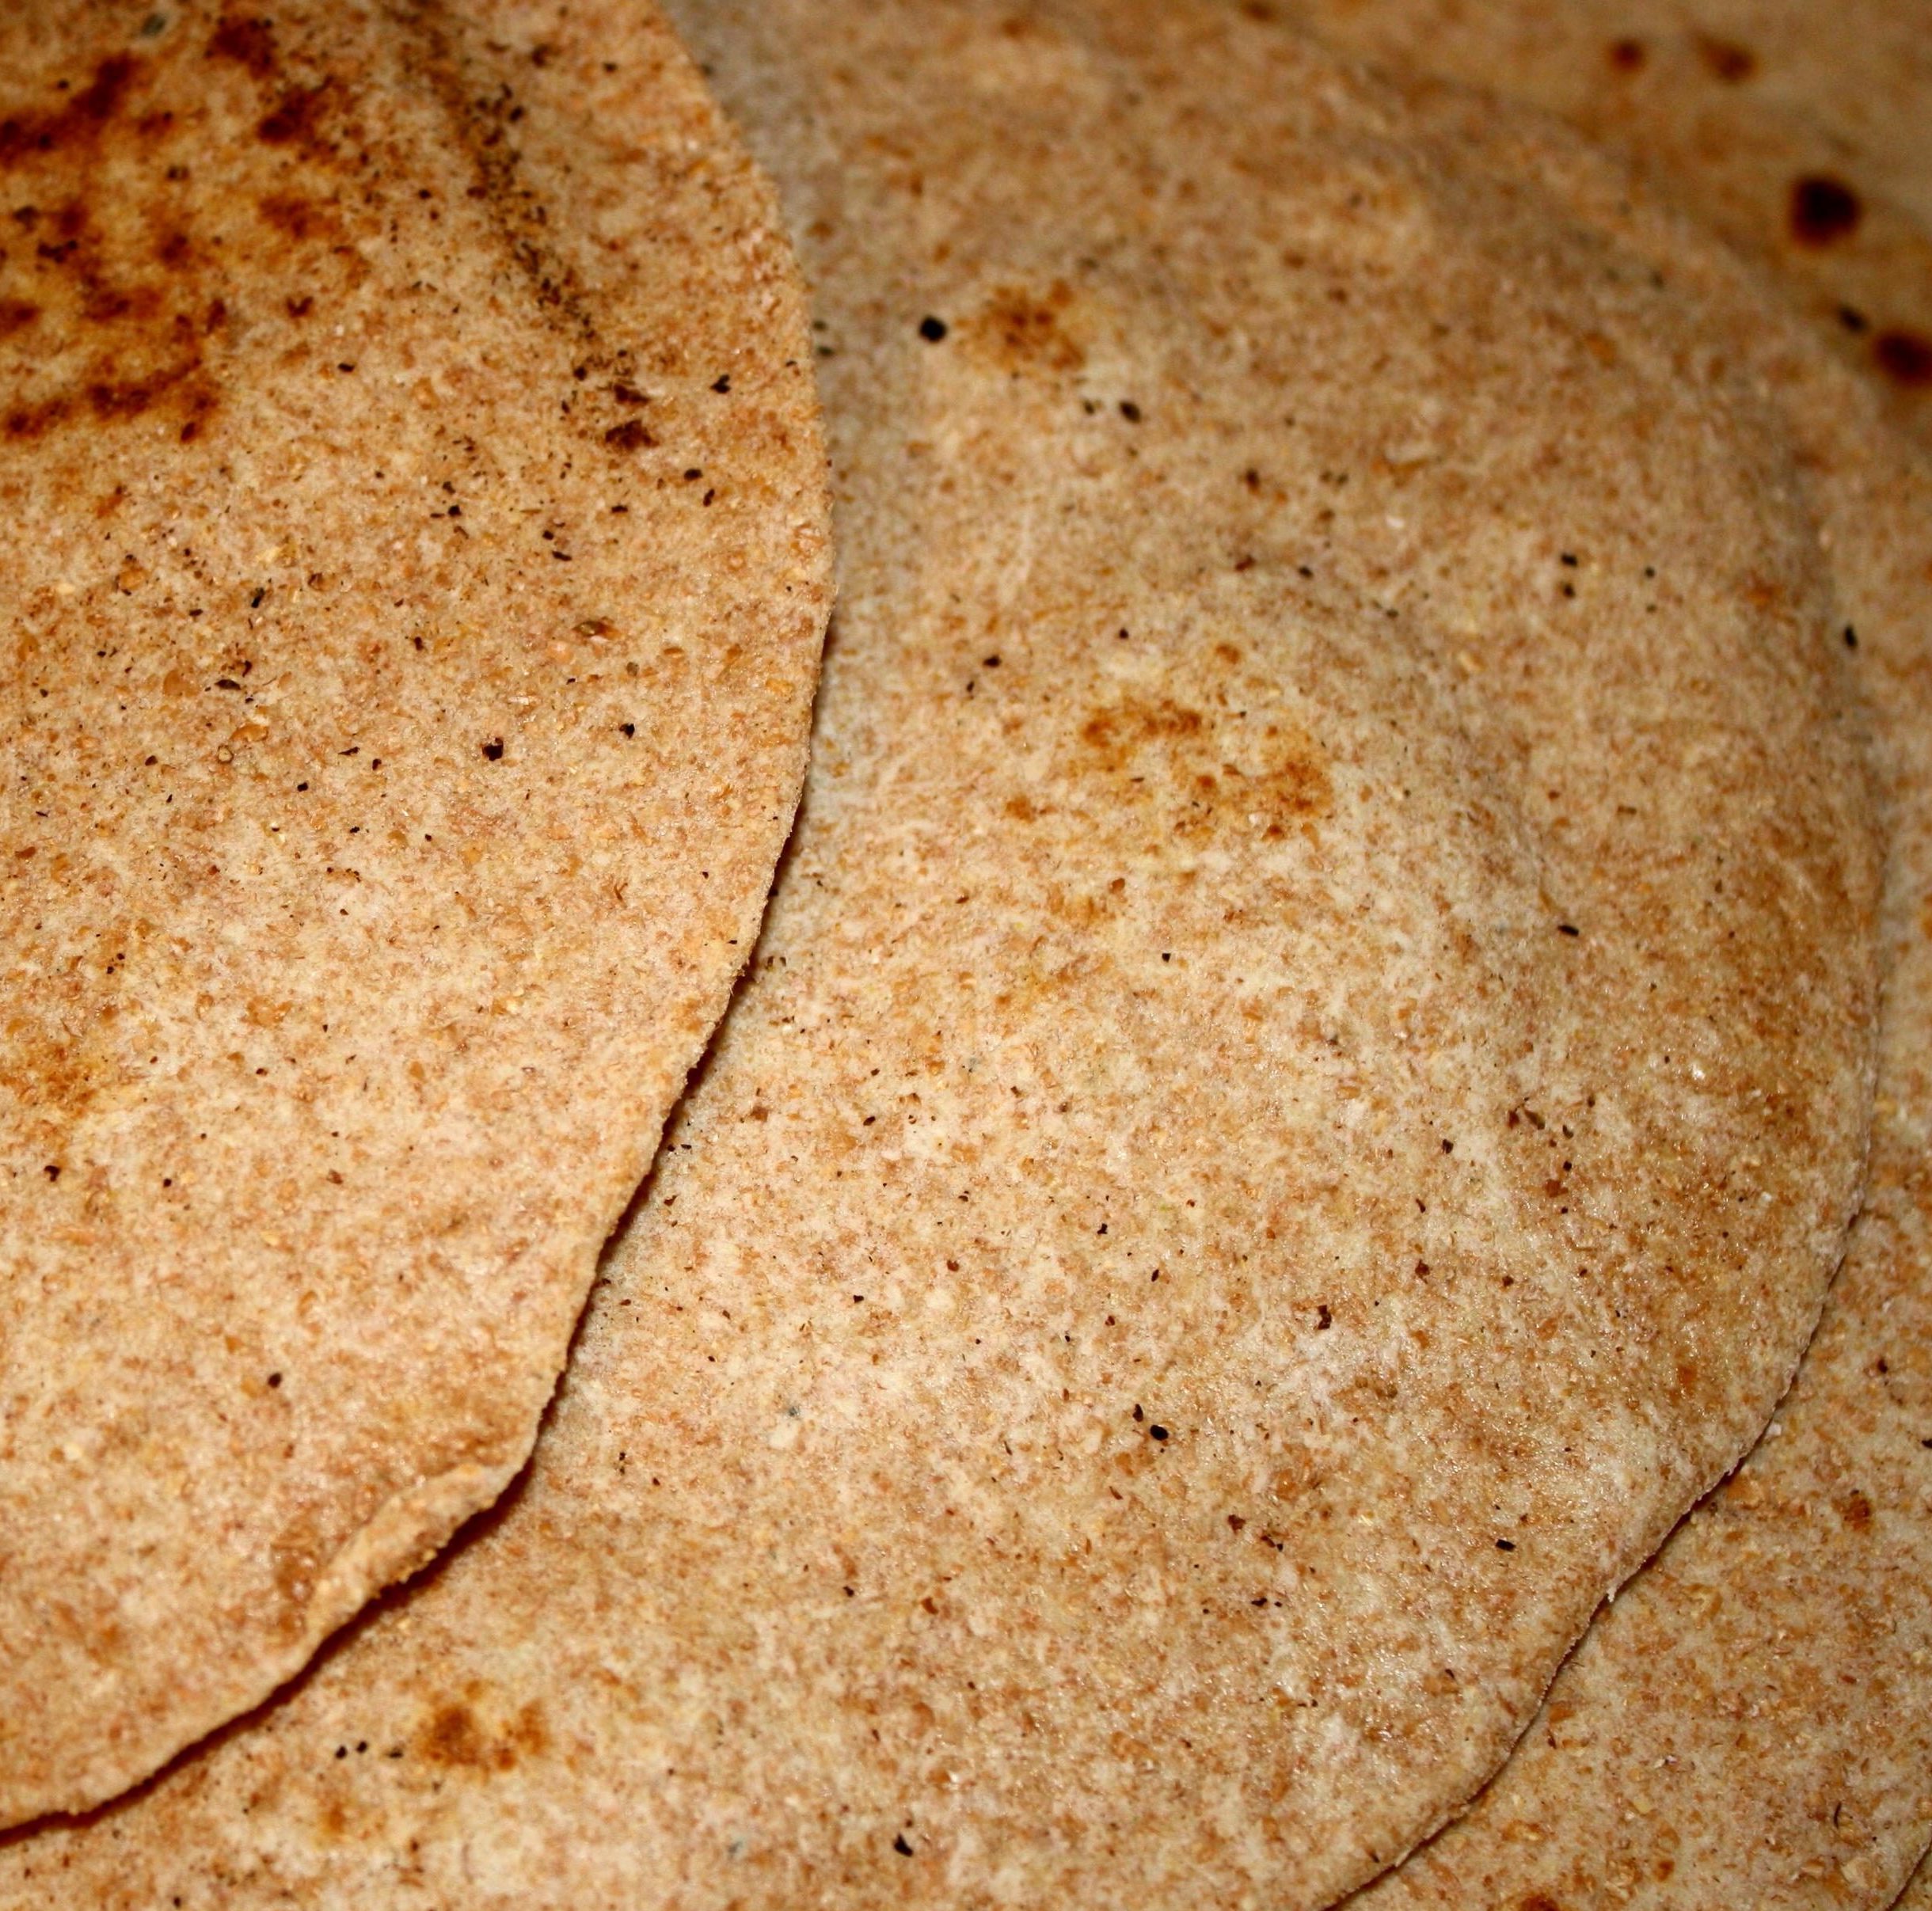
[296,781,308,791]
[983,653,1001,668]
[1496,1538,1516,1551]
[267,1371,282,1388]
[1558,922,1580,937]
[918,316,947,342]
[337,362,356,373]
[1560,552,1578,567]
[250,588,265,608]
[711,374,731,393]
[1131,1403,1144,1422]
[334,1746,347,1760]
[146,754,158,766]
[1441,1138,1455,1153]
[893,1834,914,1857]
[1315,1303,1332,1329]
[44,1164,59,1181]
[1149,1423,1169,1442]
[1162,952,1172,962]
[1839,305,1870,334]
[481,737,504,761]
[1119,400,1142,422]
[1844,625,1858,649]
[215,677,241,690]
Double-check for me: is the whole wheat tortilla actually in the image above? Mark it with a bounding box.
[1902,1852,1932,1911]
[1238,75,1932,1911]
[0,2,1883,1902]
[0,0,827,1826]
[1275,0,1932,444]
[1347,294,1932,1911]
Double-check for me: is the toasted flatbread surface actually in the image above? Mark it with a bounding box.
[1279,0,1932,446]
[0,0,1884,1901]
[1348,281,1932,1911]
[0,0,827,1825]
[1243,69,1932,1911]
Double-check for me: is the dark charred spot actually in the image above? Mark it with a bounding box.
[1840,1490,1874,1529]
[286,294,314,318]
[1789,174,1862,247]
[0,298,38,336]
[1693,34,1757,82]
[481,737,505,761]
[604,418,654,451]
[257,83,328,149]
[207,14,279,78]
[610,382,648,405]
[1875,329,1932,387]
[1607,38,1645,73]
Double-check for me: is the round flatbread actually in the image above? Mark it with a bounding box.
[1266,77,1932,1911]
[1276,0,1932,445]
[0,0,827,1825]
[0,0,1881,1898]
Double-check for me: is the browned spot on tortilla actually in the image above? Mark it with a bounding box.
[1789,174,1862,248]
[257,192,341,242]
[207,13,279,79]
[1692,33,1757,82]
[0,54,142,169]
[1875,329,1932,388]
[1606,37,1645,74]
[1079,695,1206,767]
[418,1696,549,1772]
[0,298,38,336]
[968,281,1086,374]
[257,82,330,150]
[1518,1896,1565,1911]
[1839,1489,1874,1529]
[1078,694,1332,840]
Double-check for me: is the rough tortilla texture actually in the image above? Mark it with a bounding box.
[0,0,827,1826]
[1902,1852,1932,1911]
[1275,81,1932,1911]
[0,0,1884,1902]
[1275,0,1932,446]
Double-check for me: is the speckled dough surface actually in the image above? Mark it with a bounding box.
[0,0,827,1826]
[0,0,1886,1903]
[1293,88,1932,1911]
[1276,0,1932,445]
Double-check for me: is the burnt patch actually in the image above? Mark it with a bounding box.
[1693,33,1757,82]
[1875,329,1932,388]
[0,298,39,337]
[1788,174,1862,247]
[0,55,143,169]
[207,13,279,78]
[257,82,330,151]
[1606,37,1645,73]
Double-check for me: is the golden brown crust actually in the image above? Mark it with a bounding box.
[0,1,1884,1902]
[0,0,827,1824]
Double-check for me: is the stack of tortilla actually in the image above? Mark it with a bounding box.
[1,0,1926,1906]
